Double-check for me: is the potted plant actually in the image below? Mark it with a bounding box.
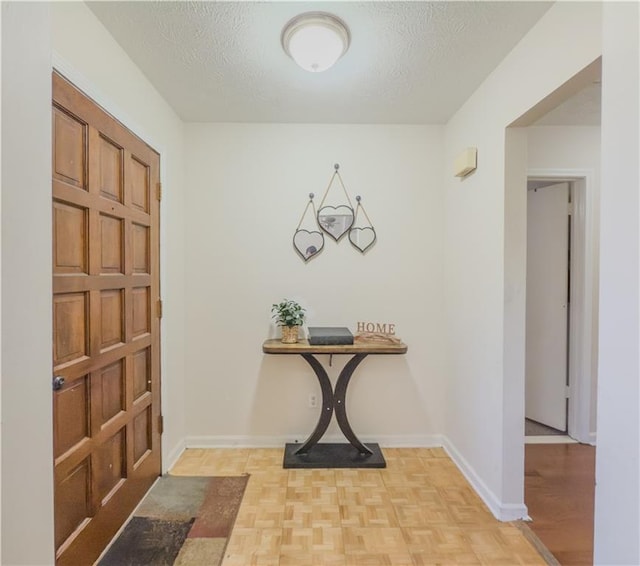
[271,299,306,344]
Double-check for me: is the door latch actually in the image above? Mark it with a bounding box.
[52,375,65,391]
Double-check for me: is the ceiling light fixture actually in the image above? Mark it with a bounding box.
[281,12,350,73]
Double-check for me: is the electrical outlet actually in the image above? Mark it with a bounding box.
[308,394,318,408]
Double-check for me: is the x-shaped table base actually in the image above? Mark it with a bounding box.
[295,353,372,456]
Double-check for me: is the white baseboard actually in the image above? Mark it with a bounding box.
[442,436,528,522]
[163,438,186,473]
[184,434,444,449]
[525,435,578,445]
[588,431,597,446]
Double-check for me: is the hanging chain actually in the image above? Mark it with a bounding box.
[318,164,354,209]
[296,193,317,230]
[353,196,374,228]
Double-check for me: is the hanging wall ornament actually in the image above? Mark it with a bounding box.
[293,193,324,262]
[349,195,377,254]
[317,164,355,242]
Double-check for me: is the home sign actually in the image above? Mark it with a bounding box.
[356,322,396,335]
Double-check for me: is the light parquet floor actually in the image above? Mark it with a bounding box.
[170,448,547,566]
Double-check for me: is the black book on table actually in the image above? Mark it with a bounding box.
[307,327,354,345]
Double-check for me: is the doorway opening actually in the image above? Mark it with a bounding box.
[525,179,579,444]
[504,57,601,564]
[524,172,596,445]
[523,172,597,561]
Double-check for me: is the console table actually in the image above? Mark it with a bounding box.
[262,338,408,468]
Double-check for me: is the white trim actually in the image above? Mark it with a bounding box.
[442,437,528,522]
[164,439,186,474]
[185,434,444,449]
[525,435,579,444]
[527,168,598,445]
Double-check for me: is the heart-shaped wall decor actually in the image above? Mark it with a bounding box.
[317,205,354,242]
[293,229,324,262]
[349,227,377,254]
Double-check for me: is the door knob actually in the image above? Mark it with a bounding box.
[52,375,65,391]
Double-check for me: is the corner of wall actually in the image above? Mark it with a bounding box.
[164,438,187,474]
[442,436,528,522]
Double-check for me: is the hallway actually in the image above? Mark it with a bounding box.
[525,443,596,565]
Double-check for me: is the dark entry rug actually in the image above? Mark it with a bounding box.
[99,475,249,566]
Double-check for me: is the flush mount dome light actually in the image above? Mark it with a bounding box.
[281,12,350,73]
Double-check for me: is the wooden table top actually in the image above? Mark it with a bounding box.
[262,338,408,355]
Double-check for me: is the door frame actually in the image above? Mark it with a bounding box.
[52,53,171,470]
[527,168,598,445]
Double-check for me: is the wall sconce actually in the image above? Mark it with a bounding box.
[454,147,478,178]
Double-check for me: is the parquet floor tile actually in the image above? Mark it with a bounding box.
[245,449,285,472]
[286,486,339,505]
[281,526,344,554]
[385,486,440,505]
[380,471,432,488]
[347,552,415,565]
[339,504,399,528]
[343,527,409,554]
[464,526,547,565]
[222,554,280,566]
[338,486,391,506]
[448,503,496,527]
[223,527,282,557]
[382,457,428,473]
[170,448,250,476]
[284,503,342,528]
[280,552,346,565]
[288,469,337,487]
[402,525,479,563]
[233,504,285,529]
[245,471,289,491]
[242,486,288,506]
[394,503,452,527]
[335,470,386,488]
[416,447,449,459]
[437,486,484,506]
[169,447,548,566]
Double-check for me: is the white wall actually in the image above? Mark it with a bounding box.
[527,125,601,440]
[51,2,187,468]
[443,2,602,519]
[1,3,54,564]
[594,2,640,563]
[0,4,3,559]
[183,124,445,446]
[528,126,600,170]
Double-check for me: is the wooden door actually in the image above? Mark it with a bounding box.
[52,72,162,566]
[525,182,569,431]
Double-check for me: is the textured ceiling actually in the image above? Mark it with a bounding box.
[87,1,555,124]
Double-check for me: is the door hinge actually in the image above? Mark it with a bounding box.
[157,299,163,319]
[568,201,573,215]
[158,415,164,435]
[156,182,162,201]
[565,385,571,399]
